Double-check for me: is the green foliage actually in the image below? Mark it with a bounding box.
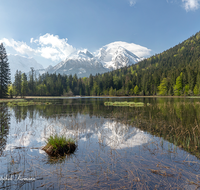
[158,78,168,95]
[7,84,13,98]
[0,43,10,98]
[174,73,183,96]
[178,46,185,52]
[193,84,199,95]
[196,32,200,40]
[46,134,75,151]
[134,85,139,95]
[184,84,190,95]
[21,73,28,97]
[43,134,77,156]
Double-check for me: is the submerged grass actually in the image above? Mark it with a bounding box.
[104,101,149,107]
[7,100,51,106]
[42,134,77,156]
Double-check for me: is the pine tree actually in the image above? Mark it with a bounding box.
[21,73,28,97]
[0,43,10,98]
[14,70,22,97]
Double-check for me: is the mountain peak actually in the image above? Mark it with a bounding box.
[95,41,143,70]
[77,49,93,58]
[66,49,94,60]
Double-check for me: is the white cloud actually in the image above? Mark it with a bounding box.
[32,33,76,61]
[39,46,59,60]
[182,0,200,11]
[104,41,151,58]
[1,34,76,62]
[129,0,137,6]
[30,38,34,43]
[0,38,35,56]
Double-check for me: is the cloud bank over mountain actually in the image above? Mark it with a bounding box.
[0,33,151,68]
[30,33,76,62]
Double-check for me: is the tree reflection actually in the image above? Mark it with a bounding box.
[7,98,200,158]
[0,104,10,155]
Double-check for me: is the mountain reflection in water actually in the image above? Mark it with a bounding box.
[6,112,150,151]
[0,98,200,189]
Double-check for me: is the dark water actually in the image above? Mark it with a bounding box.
[0,97,200,189]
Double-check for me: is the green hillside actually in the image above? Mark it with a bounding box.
[105,30,200,96]
[11,31,200,97]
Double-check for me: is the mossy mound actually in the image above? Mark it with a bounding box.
[42,135,77,157]
[104,101,150,107]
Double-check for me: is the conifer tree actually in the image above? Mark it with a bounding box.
[0,43,10,98]
[21,73,28,97]
[14,70,22,97]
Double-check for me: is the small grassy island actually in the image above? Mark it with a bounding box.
[42,134,77,157]
[104,101,150,107]
[7,100,51,106]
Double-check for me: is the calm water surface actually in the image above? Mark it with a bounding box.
[0,97,200,189]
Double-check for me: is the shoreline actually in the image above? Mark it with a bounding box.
[1,95,200,102]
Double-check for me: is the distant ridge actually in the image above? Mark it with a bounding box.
[8,54,44,81]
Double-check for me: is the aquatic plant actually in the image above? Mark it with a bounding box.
[7,101,51,106]
[42,134,77,156]
[0,99,25,103]
[104,101,149,107]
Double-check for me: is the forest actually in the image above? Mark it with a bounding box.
[10,31,200,97]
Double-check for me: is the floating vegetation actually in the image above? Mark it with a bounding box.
[0,99,25,103]
[42,134,77,157]
[7,100,52,106]
[104,101,149,107]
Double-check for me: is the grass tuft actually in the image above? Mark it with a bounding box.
[42,134,77,157]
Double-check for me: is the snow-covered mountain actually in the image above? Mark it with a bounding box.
[45,49,109,77]
[44,41,143,77]
[8,41,144,80]
[96,42,143,70]
[96,41,143,70]
[8,54,44,81]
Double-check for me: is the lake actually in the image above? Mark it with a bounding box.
[0,97,200,189]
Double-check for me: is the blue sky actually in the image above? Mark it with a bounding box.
[0,0,200,67]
